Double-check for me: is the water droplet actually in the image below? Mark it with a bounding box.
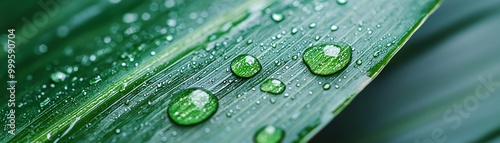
[274,60,282,67]
[40,98,50,107]
[309,23,317,28]
[254,125,285,143]
[314,36,321,41]
[89,75,102,85]
[167,88,218,125]
[323,83,331,90]
[330,25,338,31]
[247,40,253,45]
[123,13,138,23]
[230,55,261,78]
[337,0,348,5]
[260,78,285,94]
[166,35,173,41]
[373,51,380,57]
[50,71,67,83]
[303,43,352,75]
[356,60,362,65]
[270,98,276,104]
[115,129,121,134]
[167,19,177,27]
[292,55,298,60]
[270,13,284,22]
[291,28,298,34]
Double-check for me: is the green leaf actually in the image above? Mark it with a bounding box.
[1,0,440,142]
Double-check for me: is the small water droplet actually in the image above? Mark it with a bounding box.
[314,36,321,41]
[50,71,67,83]
[291,28,298,34]
[330,25,339,31]
[230,55,261,78]
[260,78,285,94]
[323,83,331,90]
[254,125,285,143]
[167,88,218,125]
[309,23,317,28]
[337,0,348,5]
[373,51,380,57]
[89,75,102,85]
[356,59,362,65]
[123,13,138,23]
[166,35,173,41]
[270,98,276,104]
[303,43,352,75]
[270,13,284,22]
[274,60,282,66]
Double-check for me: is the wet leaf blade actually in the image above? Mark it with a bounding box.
[1,0,440,142]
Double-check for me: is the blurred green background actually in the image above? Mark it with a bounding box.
[312,0,500,142]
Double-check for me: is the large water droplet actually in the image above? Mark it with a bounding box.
[254,125,285,143]
[167,88,218,125]
[270,13,284,22]
[303,43,352,75]
[260,78,285,94]
[230,55,261,78]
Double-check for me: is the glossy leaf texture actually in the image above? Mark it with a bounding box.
[0,0,440,142]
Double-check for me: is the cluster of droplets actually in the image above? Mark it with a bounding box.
[163,1,360,142]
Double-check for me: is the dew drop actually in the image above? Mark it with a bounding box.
[260,78,286,94]
[337,0,348,5]
[254,125,285,143]
[115,129,121,134]
[323,83,331,90]
[123,13,138,23]
[50,71,67,83]
[373,51,380,57]
[356,59,362,65]
[230,55,261,78]
[303,43,352,75]
[270,13,284,22]
[167,88,218,125]
[291,28,298,34]
[330,25,338,31]
[89,75,102,85]
[309,23,317,28]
